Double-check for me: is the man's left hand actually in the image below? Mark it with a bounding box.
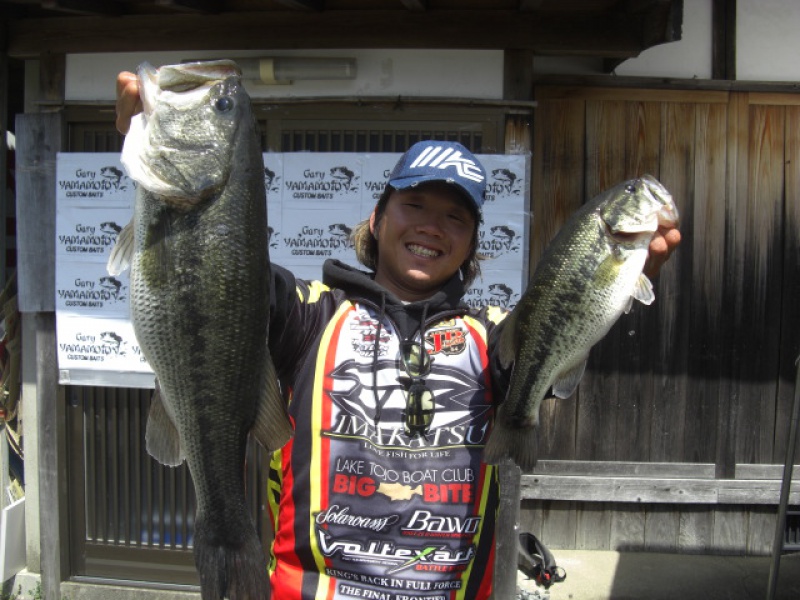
[643,225,682,278]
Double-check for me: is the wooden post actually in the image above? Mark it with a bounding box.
[767,355,800,599]
[0,40,10,513]
[0,45,8,287]
[493,51,535,600]
[494,461,522,600]
[16,111,64,600]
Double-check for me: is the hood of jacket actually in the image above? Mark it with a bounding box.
[322,259,469,340]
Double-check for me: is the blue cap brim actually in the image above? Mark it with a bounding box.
[389,175,483,214]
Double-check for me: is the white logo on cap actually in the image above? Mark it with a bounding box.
[409,146,485,183]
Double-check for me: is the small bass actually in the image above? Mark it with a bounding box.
[484,175,679,472]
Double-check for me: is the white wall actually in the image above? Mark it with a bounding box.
[737,0,800,81]
[614,0,712,78]
[65,49,504,102]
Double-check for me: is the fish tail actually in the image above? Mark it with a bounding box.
[483,418,538,473]
[194,516,270,600]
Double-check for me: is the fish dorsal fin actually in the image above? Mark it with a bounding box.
[251,348,294,452]
[107,220,134,276]
[495,308,520,369]
[632,273,655,309]
[551,356,588,399]
[145,380,184,466]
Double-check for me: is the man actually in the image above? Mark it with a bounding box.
[116,73,680,599]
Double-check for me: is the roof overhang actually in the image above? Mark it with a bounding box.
[2,1,683,65]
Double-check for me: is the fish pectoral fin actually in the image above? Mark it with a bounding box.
[551,357,588,399]
[631,273,655,309]
[251,348,294,452]
[145,381,184,466]
[106,220,134,276]
[495,308,519,368]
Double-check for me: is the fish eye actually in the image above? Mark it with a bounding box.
[214,96,235,112]
[625,184,636,194]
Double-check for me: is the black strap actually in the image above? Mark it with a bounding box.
[517,532,567,589]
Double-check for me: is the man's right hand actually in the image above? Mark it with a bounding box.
[116,71,142,134]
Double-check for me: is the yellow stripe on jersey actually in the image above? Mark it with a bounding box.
[462,314,488,341]
[298,279,331,303]
[485,304,509,325]
[455,314,497,599]
[308,301,354,592]
[266,448,284,574]
[456,463,497,600]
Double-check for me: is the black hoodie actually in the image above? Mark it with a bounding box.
[266,258,509,600]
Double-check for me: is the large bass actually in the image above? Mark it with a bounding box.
[109,60,292,600]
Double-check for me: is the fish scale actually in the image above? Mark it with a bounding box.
[108,60,292,600]
[484,175,678,472]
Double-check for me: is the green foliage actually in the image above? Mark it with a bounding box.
[0,582,66,600]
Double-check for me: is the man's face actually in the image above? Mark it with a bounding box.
[370,182,477,302]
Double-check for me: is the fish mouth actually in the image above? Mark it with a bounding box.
[639,175,680,227]
[157,60,241,90]
[602,175,681,240]
[406,243,442,258]
[656,203,680,228]
[129,61,236,205]
[605,226,653,244]
[138,60,243,117]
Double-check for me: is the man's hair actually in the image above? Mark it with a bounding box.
[351,186,483,288]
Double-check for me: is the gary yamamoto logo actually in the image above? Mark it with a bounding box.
[100,166,128,190]
[329,223,352,238]
[330,166,358,190]
[59,165,131,199]
[264,166,281,196]
[479,225,521,258]
[59,330,141,363]
[59,275,128,309]
[283,224,354,257]
[487,168,522,198]
[487,283,518,309]
[59,220,124,256]
[267,226,279,250]
[285,166,360,200]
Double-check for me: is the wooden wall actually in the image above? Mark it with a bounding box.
[521,85,800,554]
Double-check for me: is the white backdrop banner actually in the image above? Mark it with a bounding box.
[55,152,531,387]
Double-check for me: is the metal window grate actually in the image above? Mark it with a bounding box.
[79,385,194,548]
[785,510,800,551]
[67,385,272,583]
[279,127,484,153]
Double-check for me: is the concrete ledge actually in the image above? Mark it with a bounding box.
[517,550,800,600]
[7,570,200,600]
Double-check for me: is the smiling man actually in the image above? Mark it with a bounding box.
[115,74,679,599]
[365,144,485,302]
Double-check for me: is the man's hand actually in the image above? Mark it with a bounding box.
[643,224,682,279]
[115,71,142,135]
